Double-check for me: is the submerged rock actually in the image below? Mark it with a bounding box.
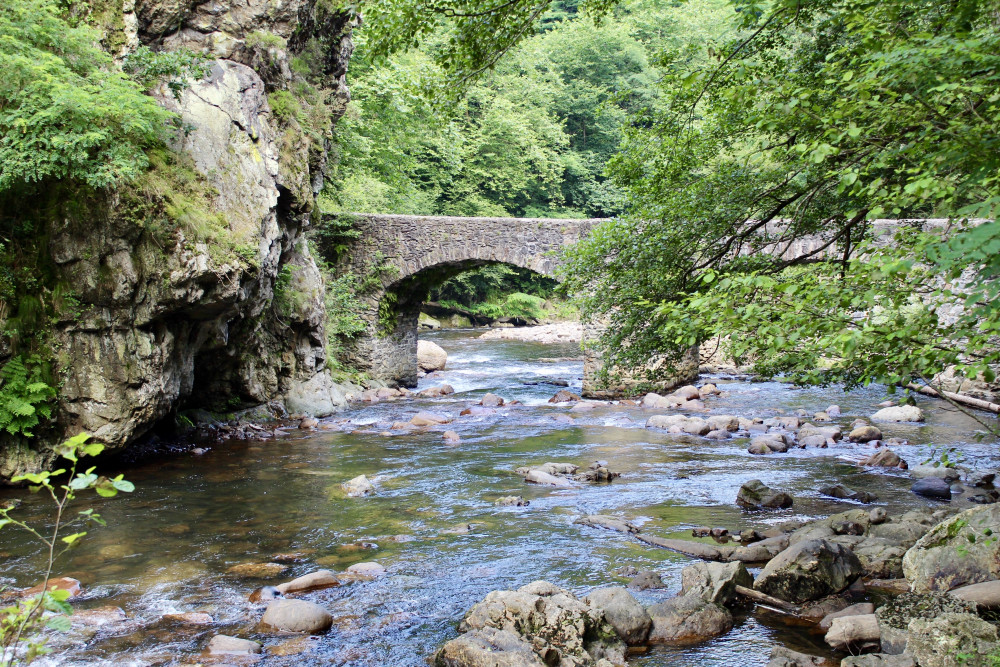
[342,474,375,497]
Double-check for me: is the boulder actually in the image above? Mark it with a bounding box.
[646,596,733,643]
[902,504,1000,593]
[19,576,82,599]
[346,562,386,577]
[417,339,447,372]
[276,570,341,595]
[751,435,789,453]
[860,449,906,468]
[825,614,881,652]
[765,646,830,666]
[840,656,915,667]
[754,539,863,603]
[819,484,878,503]
[260,599,333,634]
[480,393,505,407]
[707,415,740,432]
[854,539,906,579]
[411,411,452,426]
[582,587,651,645]
[849,426,883,443]
[674,385,702,401]
[909,465,961,481]
[907,613,999,667]
[459,581,626,666]
[628,571,664,591]
[699,383,720,397]
[420,384,456,397]
[798,425,843,441]
[548,390,581,403]
[736,479,794,510]
[206,635,262,655]
[435,626,544,666]
[911,477,951,500]
[342,475,375,497]
[679,561,753,606]
[642,393,682,409]
[870,406,924,423]
[949,580,1000,609]
[495,496,528,507]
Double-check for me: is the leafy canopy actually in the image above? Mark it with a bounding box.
[561,0,1000,398]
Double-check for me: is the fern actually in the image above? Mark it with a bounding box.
[0,356,55,437]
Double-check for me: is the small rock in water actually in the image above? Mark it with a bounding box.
[628,570,665,591]
[442,430,461,443]
[691,526,712,537]
[206,635,262,656]
[191,447,207,455]
[548,389,581,403]
[163,612,214,625]
[849,425,883,442]
[249,586,283,603]
[818,483,878,503]
[736,480,793,510]
[871,405,924,423]
[260,599,333,634]
[494,496,528,507]
[299,417,319,429]
[410,411,451,426]
[826,405,842,417]
[912,477,952,500]
[20,576,82,599]
[276,570,341,595]
[346,562,386,577]
[479,393,505,407]
[342,474,375,497]
[860,448,906,468]
[226,562,289,578]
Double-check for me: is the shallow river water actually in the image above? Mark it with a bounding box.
[2,328,999,666]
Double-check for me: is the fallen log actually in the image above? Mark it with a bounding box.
[634,535,723,561]
[733,585,801,615]
[905,383,1000,414]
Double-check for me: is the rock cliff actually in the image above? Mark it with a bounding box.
[0,0,357,477]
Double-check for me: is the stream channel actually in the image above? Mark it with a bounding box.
[2,328,999,666]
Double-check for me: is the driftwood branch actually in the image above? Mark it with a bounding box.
[733,585,800,614]
[905,383,1000,414]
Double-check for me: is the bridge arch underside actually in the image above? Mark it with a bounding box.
[369,257,558,387]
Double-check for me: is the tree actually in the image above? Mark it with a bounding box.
[560,0,1000,417]
[0,0,180,192]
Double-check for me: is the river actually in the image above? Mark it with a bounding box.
[1,328,998,666]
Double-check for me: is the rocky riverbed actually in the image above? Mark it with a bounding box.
[1,328,997,666]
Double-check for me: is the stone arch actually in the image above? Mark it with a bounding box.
[330,214,601,386]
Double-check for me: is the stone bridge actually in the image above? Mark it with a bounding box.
[330,215,962,395]
[332,214,603,387]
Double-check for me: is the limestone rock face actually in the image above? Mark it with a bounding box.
[902,505,1000,593]
[907,613,999,667]
[1,1,357,478]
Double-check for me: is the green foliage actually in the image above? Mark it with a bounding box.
[0,433,133,665]
[121,46,210,101]
[326,0,731,218]
[0,0,181,192]
[561,0,1000,400]
[0,357,54,438]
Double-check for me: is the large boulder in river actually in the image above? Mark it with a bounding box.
[902,504,1000,593]
[736,479,793,509]
[870,405,924,423]
[259,599,332,634]
[418,340,448,372]
[457,581,625,666]
[680,561,752,606]
[754,539,863,603]
[582,587,651,645]
[646,596,733,643]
